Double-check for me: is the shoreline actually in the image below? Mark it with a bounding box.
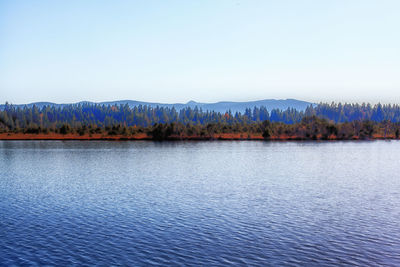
[0,133,398,141]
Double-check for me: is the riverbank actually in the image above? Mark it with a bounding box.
[0,132,397,141]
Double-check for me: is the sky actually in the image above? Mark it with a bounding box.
[0,0,399,104]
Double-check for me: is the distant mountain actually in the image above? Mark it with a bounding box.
[0,99,313,113]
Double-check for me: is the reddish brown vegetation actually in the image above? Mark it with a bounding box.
[0,132,150,140]
[0,132,397,141]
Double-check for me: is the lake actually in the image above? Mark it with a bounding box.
[1,140,400,266]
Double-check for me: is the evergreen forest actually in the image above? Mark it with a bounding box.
[1,102,400,140]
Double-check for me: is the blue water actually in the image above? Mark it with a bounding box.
[1,141,400,266]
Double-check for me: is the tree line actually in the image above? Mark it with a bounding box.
[0,102,400,140]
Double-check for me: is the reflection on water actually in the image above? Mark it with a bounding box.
[1,140,400,265]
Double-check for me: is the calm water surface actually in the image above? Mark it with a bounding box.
[1,141,400,266]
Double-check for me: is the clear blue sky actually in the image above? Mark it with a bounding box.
[1,0,399,104]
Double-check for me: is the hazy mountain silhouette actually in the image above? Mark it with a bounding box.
[1,99,313,113]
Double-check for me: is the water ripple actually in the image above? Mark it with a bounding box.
[1,141,400,266]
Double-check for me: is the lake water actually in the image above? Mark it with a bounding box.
[1,141,400,266]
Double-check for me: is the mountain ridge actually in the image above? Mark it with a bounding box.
[1,99,313,113]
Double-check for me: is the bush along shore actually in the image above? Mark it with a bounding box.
[0,117,399,141]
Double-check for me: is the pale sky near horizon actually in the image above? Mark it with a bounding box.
[1,0,399,104]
